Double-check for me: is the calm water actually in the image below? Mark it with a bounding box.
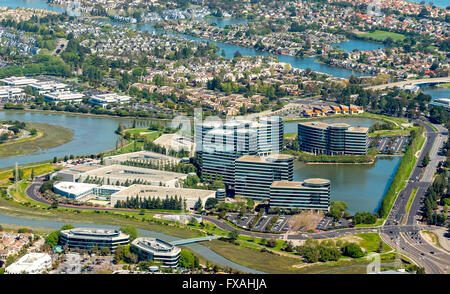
[332,39,386,52]
[0,213,263,273]
[204,17,250,28]
[284,117,381,134]
[287,116,398,213]
[408,0,449,8]
[0,111,134,168]
[422,87,450,100]
[294,157,402,214]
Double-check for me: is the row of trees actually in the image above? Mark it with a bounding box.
[114,195,186,211]
[120,160,196,174]
[422,172,448,226]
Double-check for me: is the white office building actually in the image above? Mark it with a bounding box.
[132,237,181,267]
[0,76,39,87]
[29,80,68,94]
[43,91,84,104]
[0,86,25,100]
[89,93,131,108]
[5,253,52,274]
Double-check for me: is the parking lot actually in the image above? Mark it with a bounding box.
[372,135,409,154]
[317,216,352,231]
[50,253,121,274]
[227,213,291,233]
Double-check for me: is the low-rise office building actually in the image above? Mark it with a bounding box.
[0,76,39,87]
[269,179,330,211]
[43,91,84,104]
[234,154,294,201]
[298,121,369,155]
[5,253,52,274]
[103,151,180,166]
[77,164,187,187]
[59,228,130,251]
[132,237,181,267]
[52,181,125,200]
[0,86,25,100]
[110,184,216,210]
[89,93,131,108]
[29,80,68,94]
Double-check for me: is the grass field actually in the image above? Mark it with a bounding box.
[405,187,418,215]
[201,237,398,274]
[421,231,441,249]
[358,30,405,42]
[0,162,58,185]
[105,129,161,156]
[0,122,73,159]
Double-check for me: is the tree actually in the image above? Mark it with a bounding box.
[341,243,364,258]
[329,201,347,220]
[51,200,59,209]
[194,197,203,213]
[205,198,218,210]
[233,51,242,58]
[100,247,110,256]
[120,226,137,241]
[30,168,35,180]
[266,239,277,248]
[422,152,430,167]
[228,230,239,243]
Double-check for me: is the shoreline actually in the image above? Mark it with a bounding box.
[0,108,173,122]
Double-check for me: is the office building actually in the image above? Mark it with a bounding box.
[77,164,187,187]
[132,237,181,267]
[5,253,52,274]
[234,154,294,201]
[29,80,68,94]
[257,116,284,155]
[53,181,125,200]
[269,179,330,211]
[0,86,25,100]
[103,150,180,166]
[110,184,216,210]
[89,93,131,108]
[298,121,369,155]
[0,76,39,87]
[43,91,84,104]
[59,228,130,251]
[196,117,284,188]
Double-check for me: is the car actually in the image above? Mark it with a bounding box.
[430,251,435,254]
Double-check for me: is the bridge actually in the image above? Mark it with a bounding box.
[365,77,450,91]
[169,235,220,246]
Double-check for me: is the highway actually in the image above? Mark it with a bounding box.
[364,77,450,91]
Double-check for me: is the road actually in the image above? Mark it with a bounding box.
[364,77,450,91]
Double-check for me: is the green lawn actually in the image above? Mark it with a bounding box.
[354,218,384,228]
[405,187,418,215]
[358,30,405,42]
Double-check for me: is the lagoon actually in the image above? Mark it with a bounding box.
[294,157,402,214]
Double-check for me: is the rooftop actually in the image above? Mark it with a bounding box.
[82,164,187,182]
[236,154,293,163]
[271,178,330,188]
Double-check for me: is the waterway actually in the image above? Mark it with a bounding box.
[0,111,124,167]
[0,213,263,273]
[294,157,402,214]
[408,0,449,8]
[422,86,450,100]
